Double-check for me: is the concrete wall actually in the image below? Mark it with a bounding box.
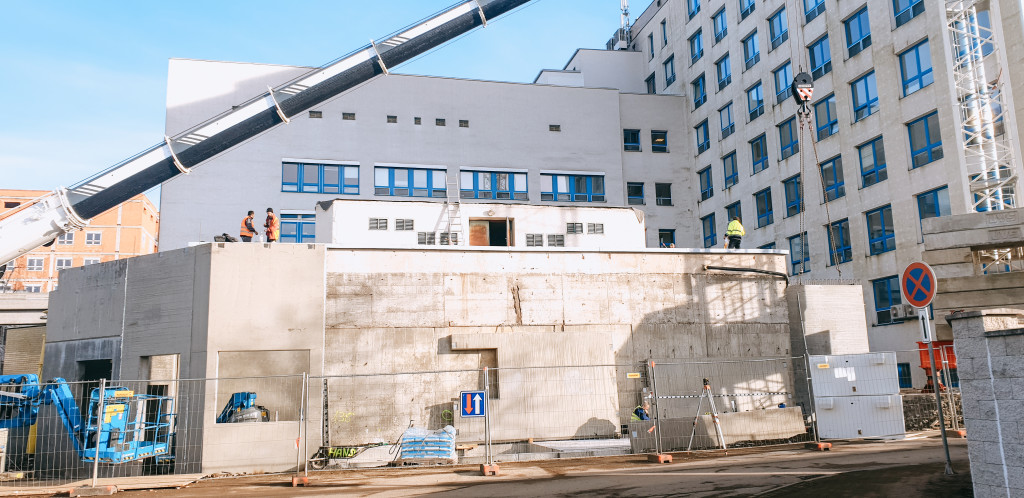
[947,309,1024,497]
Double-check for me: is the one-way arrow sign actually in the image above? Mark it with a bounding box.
[460,390,486,417]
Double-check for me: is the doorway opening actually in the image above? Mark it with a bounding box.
[469,219,514,247]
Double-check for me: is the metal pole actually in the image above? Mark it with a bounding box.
[91,378,106,488]
[648,360,663,455]
[941,346,960,431]
[483,367,492,465]
[296,373,307,473]
[797,292,821,444]
[922,311,955,475]
[303,373,309,477]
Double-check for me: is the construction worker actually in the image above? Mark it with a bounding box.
[631,402,651,421]
[240,211,258,242]
[264,208,280,243]
[725,216,745,249]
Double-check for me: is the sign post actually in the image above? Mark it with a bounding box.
[900,261,954,476]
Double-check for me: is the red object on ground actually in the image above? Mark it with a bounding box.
[480,464,501,476]
[647,454,673,463]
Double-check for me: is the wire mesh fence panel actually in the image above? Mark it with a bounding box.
[649,358,806,452]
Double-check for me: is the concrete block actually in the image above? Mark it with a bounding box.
[291,476,309,487]
[70,486,117,497]
[966,419,1000,443]
[992,357,1024,380]
[1003,443,1024,466]
[999,400,1024,423]
[1006,337,1024,356]
[480,463,501,476]
[978,400,998,421]
[972,463,1007,486]
[647,453,673,463]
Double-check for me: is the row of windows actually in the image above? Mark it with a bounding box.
[623,129,669,152]
[19,256,102,272]
[626,182,672,206]
[54,232,103,245]
[311,112,474,128]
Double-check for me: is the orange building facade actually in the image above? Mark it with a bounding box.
[0,190,158,293]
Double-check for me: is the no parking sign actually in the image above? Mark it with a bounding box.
[901,261,937,309]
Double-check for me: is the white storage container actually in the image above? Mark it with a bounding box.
[815,394,906,439]
[809,352,900,397]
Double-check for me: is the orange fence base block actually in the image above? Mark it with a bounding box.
[647,453,673,463]
[70,485,117,497]
[946,429,967,439]
[804,442,831,451]
[480,463,501,476]
[292,476,309,487]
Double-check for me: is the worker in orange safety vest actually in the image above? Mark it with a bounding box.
[240,211,258,242]
[264,208,280,243]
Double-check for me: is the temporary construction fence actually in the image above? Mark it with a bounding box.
[0,351,963,490]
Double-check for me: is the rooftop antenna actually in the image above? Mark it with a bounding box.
[609,0,630,49]
[621,0,631,38]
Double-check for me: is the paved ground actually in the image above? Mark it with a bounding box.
[106,434,970,497]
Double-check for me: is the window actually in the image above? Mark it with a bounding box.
[858,137,887,187]
[814,94,837,140]
[309,110,323,119]
[459,119,469,128]
[917,186,951,224]
[436,118,446,126]
[418,232,436,245]
[659,229,676,248]
[751,134,768,173]
[541,174,606,202]
[414,117,422,125]
[26,258,43,271]
[784,174,803,217]
[661,19,668,46]
[624,129,641,151]
[280,213,316,243]
[655,183,672,206]
[702,214,717,248]
[726,201,742,222]
[788,233,810,275]
[769,8,789,50]
[696,120,710,153]
[85,232,102,246]
[439,232,459,245]
[851,72,879,121]
[713,9,727,43]
[588,223,604,234]
[719,103,735,138]
[283,162,359,194]
[664,56,676,86]
[908,112,943,168]
[894,0,924,28]
[627,182,645,205]
[646,73,657,94]
[740,0,755,19]
[743,31,760,69]
[374,167,446,197]
[460,171,528,200]
[820,156,846,201]
[899,40,933,96]
[699,167,714,201]
[866,205,896,255]
[24,285,42,293]
[689,30,703,63]
[547,234,565,247]
[566,223,584,234]
[716,54,732,90]
[845,8,871,57]
[652,131,668,152]
[809,36,831,79]
[369,218,388,230]
[342,112,356,120]
[692,73,707,108]
[723,152,738,188]
[872,276,902,324]
[804,0,825,23]
[55,258,72,270]
[387,115,397,123]
[549,124,561,132]
[57,232,74,245]
[827,219,852,265]
[747,82,764,120]
[648,33,655,60]
[779,117,799,159]
[897,363,913,388]
[755,188,774,228]
[774,62,792,105]
[526,234,544,247]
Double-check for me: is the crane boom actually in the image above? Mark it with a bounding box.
[0,0,531,268]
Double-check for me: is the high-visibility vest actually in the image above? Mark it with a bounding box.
[240,216,257,237]
[726,220,745,237]
[265,213,280,240]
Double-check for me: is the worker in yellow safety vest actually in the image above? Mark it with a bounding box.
[240,211,258,242]
[264,208,280,242]
[725,216,745,249]
[630,402,651,421]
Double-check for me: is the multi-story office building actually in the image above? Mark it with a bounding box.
[0,191,158,293]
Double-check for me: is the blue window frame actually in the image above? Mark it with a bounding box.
[541,174,606,202]
[690,30,704,63]
[897,363,913,388]
[917,186,951,225]
[751,134,768,173]
[804,0,825,23]
[755,188,774,228]
[814,94,837,140]
[719,102,735,138]
[661,19,669,45]
[827,219,852,265]
[894,0,924,28]
[743,31,760,70]
[280,214,316,243]
[788,233,810,275]
[624,129,641,151]
[809,36,832,80]
[845,7,871,57]
[646,73,656,94]
[688,0,700,18]
[716,54,732,90]
[702,214,717,248]
[282,162,359,194]
[740,0,755,19]
[692,73,707,108]
[652,130,669,152]
[820,156,846,201]
[726,202,742,225]
[858,137,887,187]
[460,170,528,200]
[851,71,879,121]
[866,205,896,255]
[872,276,902,324]
[899,40,933,96]
[698,167,714,201]
[723,152,738,188]
[774,62,792,105]
[664,55,676,86]
[908,111,943,168]
[713,9,727,43]
[696,119,710,154]
[648,33,655,60]
[784,174,803,217]
[659,229,676,247]
[769,8,789,50]
[779,117,799,159]
[627,182,645,205]
[374,167,445,197]
[747,82,764,120]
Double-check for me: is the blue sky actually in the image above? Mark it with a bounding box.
[0,0,635,201]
